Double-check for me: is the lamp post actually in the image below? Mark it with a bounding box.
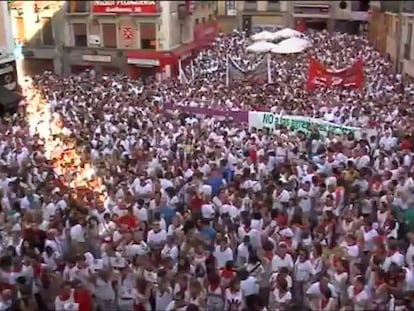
[395,0,404,73]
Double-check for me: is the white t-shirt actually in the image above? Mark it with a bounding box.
[241,276,259,297]
[271,254,294,272]
[147,229,167,246]
[70,224,85,242]
[213,246,233,269]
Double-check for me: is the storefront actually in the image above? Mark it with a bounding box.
[127,42,197,80]
[21,59,54,76]
[63,49,127,75]
[0,61,18,91]
[194,21,219,50]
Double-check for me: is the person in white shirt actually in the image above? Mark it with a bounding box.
[271,243,294,273]
[161,236,179,262]
[348,275,370,311]
[213,238,234,269]
[383,242,405,272]
[293,249,315,304]
[239,269,259,309]
[147,221,167,249]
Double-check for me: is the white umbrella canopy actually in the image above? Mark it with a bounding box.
[271,37,311,54]
[273,27,303,40]
[246,41,278,53]
[251,31,276,42]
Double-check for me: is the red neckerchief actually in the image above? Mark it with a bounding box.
[321,296,329,309]
[264,251,273,262]
[220,268,235,279]
[12,266,22,273]
[244,226,251,233]
[33,262,42,278]
[281,237,292,247]
[59,291,71,301]
[209,283,220,292]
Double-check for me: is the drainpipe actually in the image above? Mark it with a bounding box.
[396,0,404,73]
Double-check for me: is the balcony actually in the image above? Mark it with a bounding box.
[243,1,258,12]
[267,1,281,12]
[293,5,330,17]
[294,1,330,6]
[67,1,90,14]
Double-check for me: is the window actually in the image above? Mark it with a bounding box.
[68,1,89,13]
[359,0,370,12]
[72,23,87,46]
[195,18,199,24]
[140,23,156,50]
[102,24,117,48]
[208,14,212,21]
[41,18,54,45]
[15,17,25,44]
[202,17,206,23]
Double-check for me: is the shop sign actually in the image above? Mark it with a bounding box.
[92,1,157,14]
[82,55,112,62]
[127,58,160,66]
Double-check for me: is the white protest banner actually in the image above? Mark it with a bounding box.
[248,111,377,138]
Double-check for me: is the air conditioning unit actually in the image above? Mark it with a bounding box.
[88,35,101,45]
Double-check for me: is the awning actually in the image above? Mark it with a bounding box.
[0,86,23,110]
[171,42,197,60]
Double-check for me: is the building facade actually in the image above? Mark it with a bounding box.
[0,1,18,90]
[289,1,376,33]
[10,1,218,78]
[217,1,376,35]
[10,1,66,76]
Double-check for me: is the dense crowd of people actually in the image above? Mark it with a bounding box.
[0,28,413,310]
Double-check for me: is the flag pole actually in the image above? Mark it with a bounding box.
[267,53,273,84]
[178,58,183,83]
[225,54,229,87]
[191,60,195,80]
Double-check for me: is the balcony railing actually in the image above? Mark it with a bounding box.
[293,6,330,16]
[267,1,281,12]
[67,1,89,14]
[243,1,258,12]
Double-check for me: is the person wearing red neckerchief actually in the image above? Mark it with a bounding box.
[348,275,370,311]
[73,280,93,311]
[220,260,236,288]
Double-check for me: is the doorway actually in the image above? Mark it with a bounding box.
[242,16,252,35]
[305,20,328,31]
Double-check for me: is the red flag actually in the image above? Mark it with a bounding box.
[306,57,364,90]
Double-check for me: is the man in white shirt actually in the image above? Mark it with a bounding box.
[271,243,294,273]
[147,221,167,249]
[213,238,233,269]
